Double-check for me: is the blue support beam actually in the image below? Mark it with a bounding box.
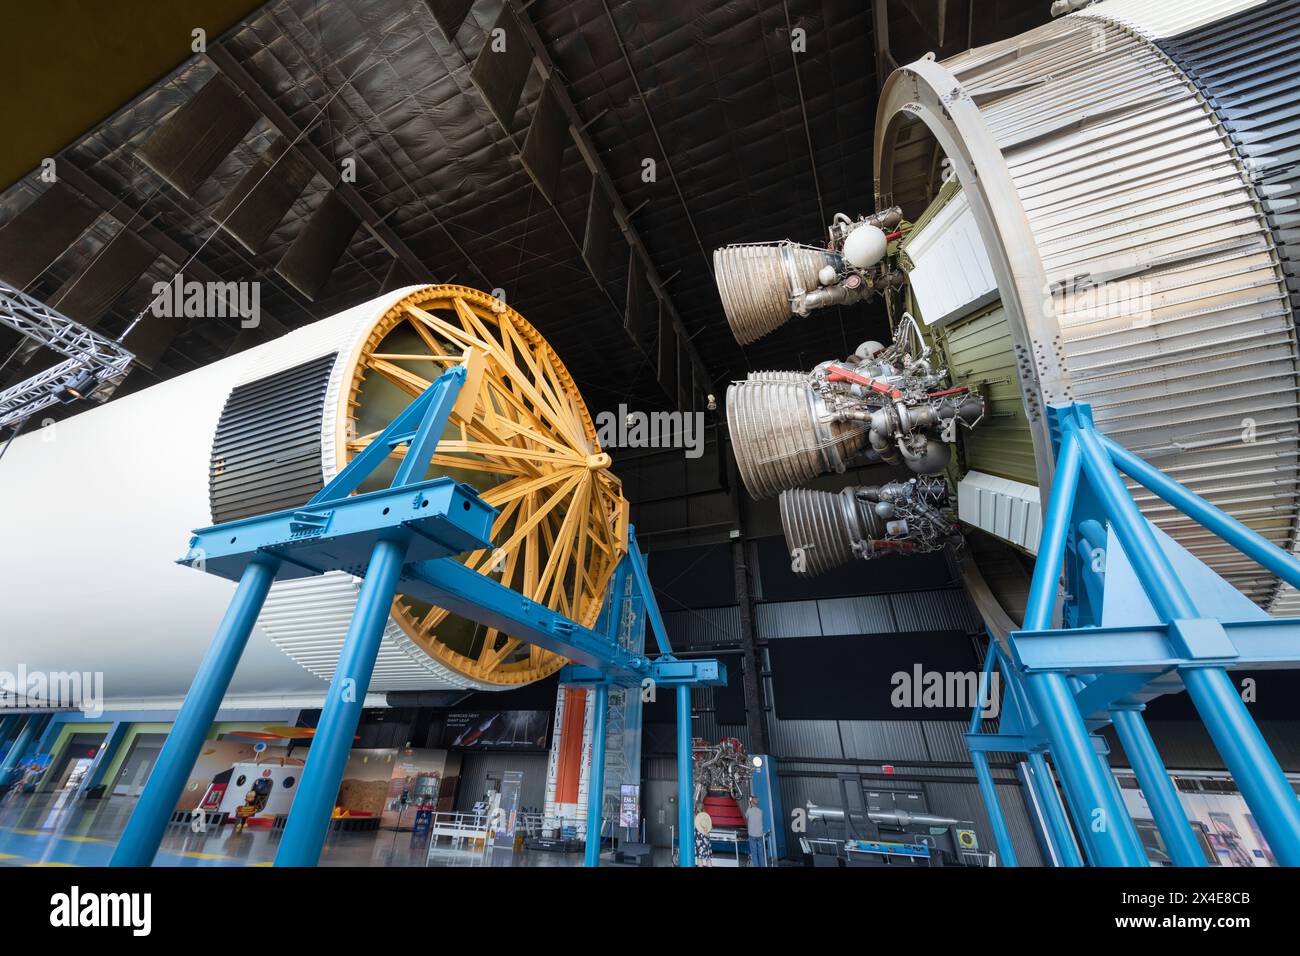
[1027,752,1082,867]
[1110,707,1203,866]
[0,714,43,786]
[676,684,695,867]
[967,400,1300,868]
[583,683,609,868]
[971,751,1018,867]
[275,534,411,866]
[111,361,732,868]
[110,555,280,865]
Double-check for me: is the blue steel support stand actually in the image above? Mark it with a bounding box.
[966,402,1300,867]
[112,359,725,867]
[0,714,43,785]
[583,683,609,868]
[1026,751,1082,867]
[0,716,18,754]
[563,534,720,868]
[275,535,411,865]
[676,684,695,868]
[110,556,280,864]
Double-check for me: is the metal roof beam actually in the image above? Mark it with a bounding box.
[204,43,432,286]
[505,1,712,411]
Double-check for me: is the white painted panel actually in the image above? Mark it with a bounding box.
[957,471,1042,554]
[904,189,999,325]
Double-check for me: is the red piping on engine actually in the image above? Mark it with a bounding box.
[827,365,904,400]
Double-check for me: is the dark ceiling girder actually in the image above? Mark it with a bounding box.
[504,0,712,411]
[56,163,291,338]
[873,0,901,90]
[204,43,433,287]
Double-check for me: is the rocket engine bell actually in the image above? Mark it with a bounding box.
[716,0,1300,631]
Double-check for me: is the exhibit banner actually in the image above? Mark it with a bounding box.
[442,711,551,750]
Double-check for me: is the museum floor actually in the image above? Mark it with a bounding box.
[0,792,671,867]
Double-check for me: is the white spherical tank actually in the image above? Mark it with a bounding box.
[842,224,888,269]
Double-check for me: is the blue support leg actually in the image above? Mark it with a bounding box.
[1110,707,1204,866]
[1096,748,1147,858]
[1025,672,1147,866]
[0,714,42,786]
[1180,666,1300,866]
[972,751,1018,866]
[583,683,608,868]
[1027,752,1082,866]
[110,555,280,866]
[0,715,18,749]
[676,684,695,867]
[275,535,410,866]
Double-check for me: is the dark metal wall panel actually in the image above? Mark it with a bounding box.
[755,600,822,638]
[890,588,983,633]
[208,353,335,523]
[663,606,741,647]
[767,718,843,760]
[47,229,158,326]
[839,721,930,762]
[0,184,98,289]
[922,720,973,764]
[453,751,549,812]
[470,5,532,133]
[921,779,1044,866]
[816,595,896,634]
[138,74,260,197]
[274,191,360,301]
[1161,1,1300,310]
[215,137,316,254]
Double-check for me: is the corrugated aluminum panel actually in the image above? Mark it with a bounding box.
[209,354,335,523]
[766,718,844,760]
[816,595,896,635]
[922,779,1045,866]
[756,600,823,638]
[663,606,742,648]
[1157,0,1300,614]
[1084,0,1268,39]
[922,720,975,763]
[927,11,1300,609]
[839,721,930,762]
[889,588,983,633]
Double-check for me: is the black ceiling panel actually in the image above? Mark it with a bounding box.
[0,183,99,289]
[138,74,260,198]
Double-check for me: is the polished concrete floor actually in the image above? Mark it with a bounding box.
[0,790,680,867]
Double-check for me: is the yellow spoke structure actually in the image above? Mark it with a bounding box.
[337,285,629,686]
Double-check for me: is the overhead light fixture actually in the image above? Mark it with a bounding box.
[58,369,99,403]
